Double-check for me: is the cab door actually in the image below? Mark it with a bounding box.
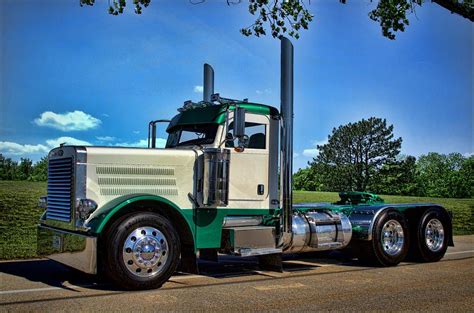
[226,113,270,209]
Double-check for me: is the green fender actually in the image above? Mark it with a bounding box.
[86,194,195,240]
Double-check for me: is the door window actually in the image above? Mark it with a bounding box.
[226,122,266,149]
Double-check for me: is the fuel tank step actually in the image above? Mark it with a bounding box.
[221,226,282,257]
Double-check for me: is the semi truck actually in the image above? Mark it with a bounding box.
[37,38,453,290]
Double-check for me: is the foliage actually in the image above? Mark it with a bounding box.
[240,0,313,39]
[296,146,473,199]
[295,118,473,199]
[78,0,473,40]
[312,117,402,192]
[0,154,48,182]
[416,152,473,198]
[29,157,48,182]
[80,0,151,15]
[294,166,319,191]
[369,155,421,196]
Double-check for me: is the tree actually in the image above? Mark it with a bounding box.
[310,117,402,192]
[29,157,48,182]
[79,0,473,40]
[0,154,48,181]
[369,155,420,195]
[17,158,33,180]
[0,154,19,180]
[417,152,473,198]
[293,166,325,191]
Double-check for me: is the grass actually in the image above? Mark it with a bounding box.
[0,181,472,260]
[0,181,46,260]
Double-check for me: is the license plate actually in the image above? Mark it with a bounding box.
[52,235,62,250]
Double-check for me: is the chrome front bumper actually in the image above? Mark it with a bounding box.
[37,224,97,274]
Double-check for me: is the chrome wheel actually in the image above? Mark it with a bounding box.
[381,219,405,256]
[425,218,444,252]
[122,226,169,278]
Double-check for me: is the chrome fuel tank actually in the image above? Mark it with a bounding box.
[285,211,352,253]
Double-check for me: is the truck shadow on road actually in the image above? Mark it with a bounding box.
[0,251,356,291]
[0,259,111,291]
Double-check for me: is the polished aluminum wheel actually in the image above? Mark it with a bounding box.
[425,218,444,252]
[122,226,169,278]
[381,219,404,256]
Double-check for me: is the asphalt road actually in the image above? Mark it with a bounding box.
[1,236,473,312]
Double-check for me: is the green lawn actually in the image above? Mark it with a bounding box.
[0,181,472,260]
[0,181,46,260]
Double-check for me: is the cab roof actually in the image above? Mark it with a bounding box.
[166,102,279,132]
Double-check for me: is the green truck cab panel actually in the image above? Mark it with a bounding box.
[194,208,273,249]
[167,102,279,132]
[86,194,274,251]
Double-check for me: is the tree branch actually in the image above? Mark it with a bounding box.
[432,0,474,21]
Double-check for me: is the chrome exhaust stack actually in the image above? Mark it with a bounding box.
[279,37,294,248]
[203,63,214,103]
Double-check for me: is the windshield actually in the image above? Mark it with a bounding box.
[166,124,218,148]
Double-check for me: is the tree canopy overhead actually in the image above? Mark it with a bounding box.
[80,0,474,40]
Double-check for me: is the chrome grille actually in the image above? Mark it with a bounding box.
[47,157,73,222]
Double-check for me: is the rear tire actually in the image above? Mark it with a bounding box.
[103,212,180,290]
[359,209,409,266]
[411,208,449,262]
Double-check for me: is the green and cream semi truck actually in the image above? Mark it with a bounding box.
[37,38,453,290]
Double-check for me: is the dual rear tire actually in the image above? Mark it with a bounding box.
[411,208,449,262]
[359,207,449,266]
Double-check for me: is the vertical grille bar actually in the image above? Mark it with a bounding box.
[46,157,73,222]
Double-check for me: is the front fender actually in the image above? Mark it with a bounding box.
[85,194,194,236]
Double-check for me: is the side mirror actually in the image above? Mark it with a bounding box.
[233,107,246,139]
[232,107,246,151]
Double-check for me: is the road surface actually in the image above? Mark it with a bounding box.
[1,235,473,311]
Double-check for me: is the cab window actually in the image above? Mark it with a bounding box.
[166,124,218,148]
[226,122,266,149]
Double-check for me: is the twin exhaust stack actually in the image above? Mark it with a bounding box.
[203,38,294,245]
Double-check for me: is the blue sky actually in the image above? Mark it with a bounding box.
[0,0,472,170]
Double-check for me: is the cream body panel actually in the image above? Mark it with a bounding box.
[84,147,198,210]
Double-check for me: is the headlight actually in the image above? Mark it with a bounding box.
[76,198,98,220]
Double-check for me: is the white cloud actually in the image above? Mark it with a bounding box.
[96,136,116,141]
[102,113,110,118]
[115,138,166,148]
[0,136,91,160]
[256,88,272,95]
[34,110,101,131]
[193,85,204,93]
[303,148,318,157]
[133,130,140,134]
[463,152,473,157]
[0,141,49,155]
[302,139,328,158]
[46,137,92,148]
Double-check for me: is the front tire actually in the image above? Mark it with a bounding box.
[103,212,180,290]
[411,208,449,262]
[359,209,409,266]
